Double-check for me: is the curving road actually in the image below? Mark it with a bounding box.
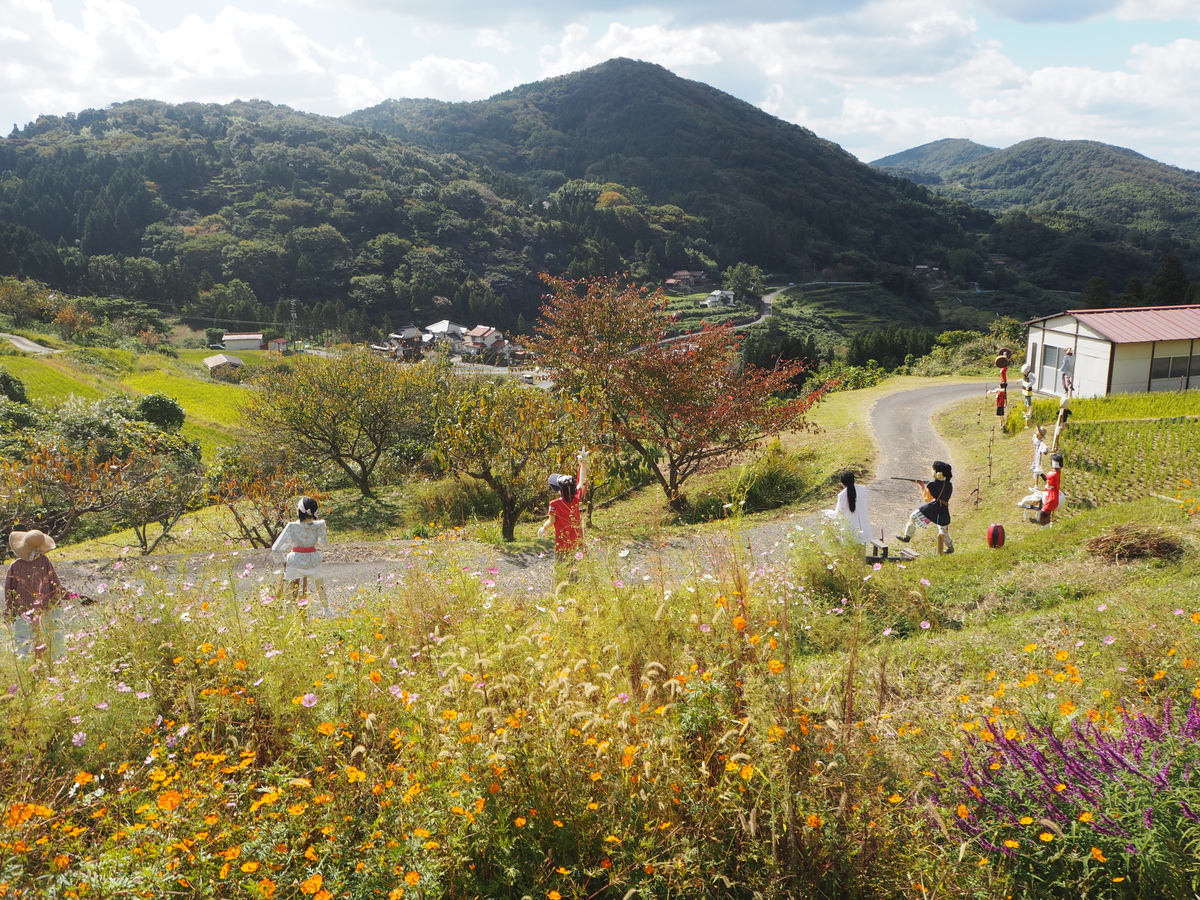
[861,380,988,538]
[0,333,56,354]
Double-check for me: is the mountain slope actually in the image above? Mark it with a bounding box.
[874,137,1200,242]
[344,58,988,271]
[872,138,997,177]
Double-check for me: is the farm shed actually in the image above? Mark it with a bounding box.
[221,332,264,351]
[204,353,245,376]
[1023,305,1200,398]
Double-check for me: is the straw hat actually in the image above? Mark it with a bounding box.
[8,530,56,561]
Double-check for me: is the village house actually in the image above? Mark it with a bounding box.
[424,320,468,348]
[1023,304,1200,398]
[664,270,708,292]
[267,337,289,352]
[702,290,736,308]
[221,332,264,351]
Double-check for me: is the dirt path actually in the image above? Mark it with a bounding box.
[47,381,987,605]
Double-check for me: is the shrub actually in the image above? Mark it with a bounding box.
[0,365,27,404]
[409,476,502,527]
[134,392,186,431]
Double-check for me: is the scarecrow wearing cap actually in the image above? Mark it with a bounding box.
[538,449,589,559]
[4,529,67,664]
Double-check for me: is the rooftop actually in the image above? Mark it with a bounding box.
[1025,305,1200,344]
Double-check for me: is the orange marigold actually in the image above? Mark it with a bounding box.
[299,873,323,895]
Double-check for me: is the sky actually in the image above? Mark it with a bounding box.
[2,0,1200,170]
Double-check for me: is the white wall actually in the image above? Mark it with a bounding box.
[1110,343,1151,394]
[223,338,261,351]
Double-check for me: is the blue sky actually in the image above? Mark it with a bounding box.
[2,0,1199,169]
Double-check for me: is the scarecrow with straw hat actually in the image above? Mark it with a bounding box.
[4,529,67,664]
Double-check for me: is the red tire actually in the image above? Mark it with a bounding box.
[986,524,1006,549]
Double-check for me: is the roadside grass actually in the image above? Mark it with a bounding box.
[4,493,1196,898]
[1019,389,1200,426]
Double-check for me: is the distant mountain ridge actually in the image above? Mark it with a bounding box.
[343,58,985,271]
[872,137,1200,241]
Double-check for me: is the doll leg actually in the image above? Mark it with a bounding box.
[313,578,330,616]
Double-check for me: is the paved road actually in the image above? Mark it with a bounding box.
[0,333,56,354]
[862,380,988,539]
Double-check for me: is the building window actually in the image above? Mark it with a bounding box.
[1152,355,1194,381]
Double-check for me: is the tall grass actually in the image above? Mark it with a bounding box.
[2,500,1197,898]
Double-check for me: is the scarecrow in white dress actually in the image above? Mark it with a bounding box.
[272,497,330,614]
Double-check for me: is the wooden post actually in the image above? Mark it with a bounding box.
[937,533,945,555]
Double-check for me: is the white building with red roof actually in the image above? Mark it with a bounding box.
[1023,305,1200,397]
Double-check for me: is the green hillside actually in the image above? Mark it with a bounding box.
[345,59,989,274]
[0,343,246,458]
[872,137,997,180]
[875,137,1200,249]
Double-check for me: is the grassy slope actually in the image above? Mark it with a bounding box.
[1,343,255,460]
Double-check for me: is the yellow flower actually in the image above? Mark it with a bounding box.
[405,871,421,886]
[887,794,903,804]
[317,722,336,736]
[1091,847,1107,862]
[955,805,970,819]
[768,660,784,675]
[74,772,95,786]
[732,616,747,631]
[740,764,754,780]
[299,873,323,895]
[346,766,367,783]
[1004,839,1019,849]
[1039,832,1054,842]
[548,892,562,900]
[258,879,276,898]
[1079,811,1094,822]
[240,861,260,873]
[1019,816,1033,825]
[806,814,822,828]
[514,817,527,827]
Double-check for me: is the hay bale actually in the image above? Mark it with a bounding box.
[1084,524,1185,563]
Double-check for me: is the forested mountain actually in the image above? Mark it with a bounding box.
[344,58,989,274]
[0,60,1196,345]
[873,137,1200,244]
[872,139,997,180]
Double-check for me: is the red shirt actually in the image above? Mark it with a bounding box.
[1041,468,1061,513]
[549,493,584,553]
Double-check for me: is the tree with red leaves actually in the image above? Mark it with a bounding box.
[535,274,824,511]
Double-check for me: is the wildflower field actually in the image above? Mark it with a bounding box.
[3,497,1200,900]
[4,382,1200,899]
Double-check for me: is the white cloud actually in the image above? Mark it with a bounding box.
[381,58,501,100]
[475,28,513,52]
[977,0,1120,23]
[1114,0,1200,19]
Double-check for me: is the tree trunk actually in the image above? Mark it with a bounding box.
[500,504,519,542]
